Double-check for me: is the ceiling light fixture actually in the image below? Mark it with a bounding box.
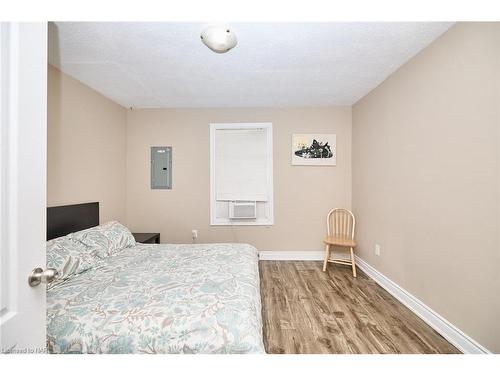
[200,25,237,53]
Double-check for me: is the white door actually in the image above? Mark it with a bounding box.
[0,22,48,354]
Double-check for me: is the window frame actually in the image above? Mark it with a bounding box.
[209,122,274,226]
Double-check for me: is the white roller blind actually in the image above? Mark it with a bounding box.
[215,128,268,201]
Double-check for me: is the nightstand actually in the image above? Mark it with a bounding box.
[132,233,160,244]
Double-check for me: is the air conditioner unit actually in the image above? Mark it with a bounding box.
[229,201,257,219]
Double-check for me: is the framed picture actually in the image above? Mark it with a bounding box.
[291,134,336,166]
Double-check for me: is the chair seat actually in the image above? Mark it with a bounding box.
[323,236,357,247]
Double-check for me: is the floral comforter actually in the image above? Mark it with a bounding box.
[47,243,264,353]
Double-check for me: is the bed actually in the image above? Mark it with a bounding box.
[46,203,265,354]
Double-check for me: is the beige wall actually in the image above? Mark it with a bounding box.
[47,65,127,223]
[126,107,351,251]
[352,23,500,352]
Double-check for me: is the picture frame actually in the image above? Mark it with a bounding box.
[291,134,336,166]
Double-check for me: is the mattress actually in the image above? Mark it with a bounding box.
[47,243,264,353]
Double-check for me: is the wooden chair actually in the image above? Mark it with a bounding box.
[323,208,357,277]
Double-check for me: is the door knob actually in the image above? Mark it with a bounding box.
[28,267,59,287]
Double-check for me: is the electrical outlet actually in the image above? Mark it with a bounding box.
[375,244,381,256]
[191,229,198,241]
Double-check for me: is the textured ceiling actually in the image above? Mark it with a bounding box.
[49,22,452,108]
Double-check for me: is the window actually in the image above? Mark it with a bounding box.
[210,123,273,225]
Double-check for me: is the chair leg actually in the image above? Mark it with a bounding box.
[350,247,357,278]
[323,244,330,271]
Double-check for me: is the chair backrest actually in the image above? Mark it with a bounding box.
[326,208,355,239]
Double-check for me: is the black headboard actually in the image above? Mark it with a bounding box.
[47,202,99,240]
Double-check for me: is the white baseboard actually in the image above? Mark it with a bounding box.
[355,256,491,354]
[258,250,352,261]
[258,250,324,260]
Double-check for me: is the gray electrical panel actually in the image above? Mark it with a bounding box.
[151,147,172,189]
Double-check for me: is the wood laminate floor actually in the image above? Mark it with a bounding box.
[260,261,460,354]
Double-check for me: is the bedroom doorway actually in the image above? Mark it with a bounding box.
[0,22,48,353]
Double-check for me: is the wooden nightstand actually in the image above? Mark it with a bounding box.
[132,233,160,244]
